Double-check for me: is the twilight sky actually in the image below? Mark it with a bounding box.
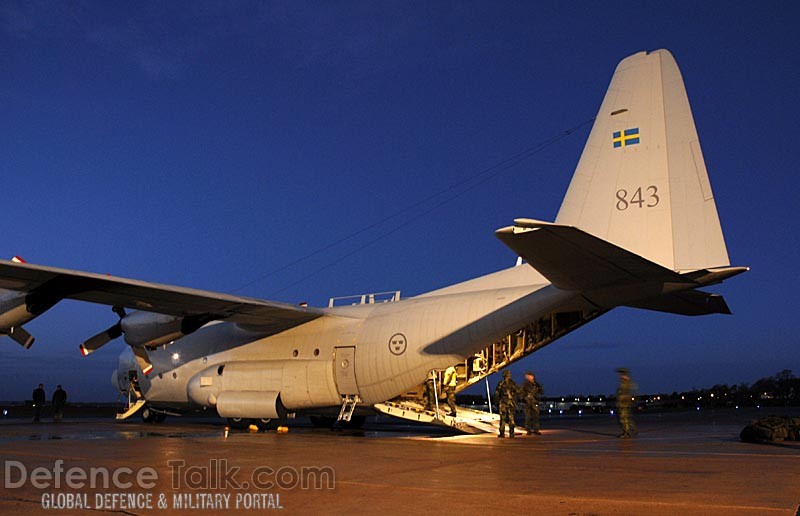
[1,1,798,401]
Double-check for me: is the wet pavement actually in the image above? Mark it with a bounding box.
[0,409,798,515]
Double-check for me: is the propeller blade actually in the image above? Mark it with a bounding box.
[132,346,154,376]
[8,326,35,349]
[79,322,122,356]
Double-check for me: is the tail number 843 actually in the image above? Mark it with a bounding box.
[615,185,659,211]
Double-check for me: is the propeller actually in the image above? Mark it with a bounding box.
[79,305,155,375]
[132,346,154,376]
[79,306,126,357]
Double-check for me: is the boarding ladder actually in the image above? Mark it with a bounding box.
[116,374,147,420]
[375,307,605,433]
[338,395,361,422]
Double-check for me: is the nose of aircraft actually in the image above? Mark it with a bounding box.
[111,368,121,391]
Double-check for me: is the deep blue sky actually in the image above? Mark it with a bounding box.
[1,2,798,401]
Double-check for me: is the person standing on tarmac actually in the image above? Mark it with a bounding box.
[520,371,543,435]
[52,385,67,422]
[32,383,45,423]
[423,374,436,412]
[494,370,519,438]
[616,368,637,438]
[442,365,458,416]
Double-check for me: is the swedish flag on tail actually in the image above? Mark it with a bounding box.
[612,128,640,148]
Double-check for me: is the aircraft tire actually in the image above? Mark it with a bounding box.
[253,418,280,430]
[227,417,249,429]
[141,406,157,423]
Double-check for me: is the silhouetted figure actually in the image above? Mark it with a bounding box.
[52,385,67,422]
[616,368,637,438]
[32,384,45,423]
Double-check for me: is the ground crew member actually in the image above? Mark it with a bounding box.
[520,371,543,435]
[494,370,519,438]
[443,365,458,416]
[616,368,637,438]
[52,385,67,422]
[423,374,436,411]
[32,383,45,423]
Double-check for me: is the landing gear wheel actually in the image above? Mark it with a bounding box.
[227,417,248,429]
[310,416,337,429]
[254,418,279,431]
[340,415,366,429]
[141,406,156,423]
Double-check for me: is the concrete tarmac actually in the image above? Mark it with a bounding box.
[0,409,798,515]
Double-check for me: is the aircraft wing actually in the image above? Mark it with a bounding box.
[495,219,697,291]
[0,259,323,328]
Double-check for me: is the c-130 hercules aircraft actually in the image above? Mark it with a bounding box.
[0,49,746,431]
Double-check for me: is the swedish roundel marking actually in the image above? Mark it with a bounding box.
[388,333,407,355]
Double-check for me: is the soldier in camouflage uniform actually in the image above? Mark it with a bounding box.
[520,371,543,435]
[422,374,436,411]
[616,368,637,438]
[442,365,458,416]
[494,370,519,438]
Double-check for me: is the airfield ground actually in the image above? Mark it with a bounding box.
[0,408,798,515]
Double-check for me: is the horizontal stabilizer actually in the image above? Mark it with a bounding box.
[495,219,696,292]
[625,289,731,316]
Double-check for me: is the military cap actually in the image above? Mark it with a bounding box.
[616,367,630,375]
[525,371,534,376]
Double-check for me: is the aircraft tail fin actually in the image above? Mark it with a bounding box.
[555,49,729,272]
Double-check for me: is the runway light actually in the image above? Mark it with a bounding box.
[610,410,614,415]
[559,409,563,415]
[578,409,583,415]
[2,409,6,416]
[735,405,739,409]
[696,406,700,411]
[171,352,180,363]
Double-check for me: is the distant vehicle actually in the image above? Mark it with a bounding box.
[0,49,746,430]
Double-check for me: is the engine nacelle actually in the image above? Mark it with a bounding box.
[0,293,33,331]
[121,311,207,347]
[215,391,286,420]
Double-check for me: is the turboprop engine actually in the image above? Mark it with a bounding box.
[79,308,214,375]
